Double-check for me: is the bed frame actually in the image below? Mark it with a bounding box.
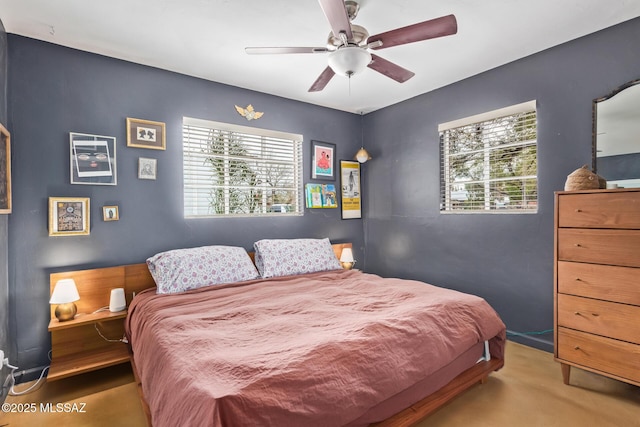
[50,242,503,427]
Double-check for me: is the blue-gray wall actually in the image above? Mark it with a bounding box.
[0,18,9,400]
[7,36,363,373]
[361,17,640,351]
[6,16,640,374]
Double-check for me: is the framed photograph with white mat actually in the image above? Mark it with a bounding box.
[138,157,157,180]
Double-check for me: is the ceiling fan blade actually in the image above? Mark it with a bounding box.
[245,47,329,55]
[308,66,336,92]
[318,0,353,41]
[368,14,457,50]
[367,54,415,83]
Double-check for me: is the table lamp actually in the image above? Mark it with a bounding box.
[50,278,80,321]
[340,248,356,270]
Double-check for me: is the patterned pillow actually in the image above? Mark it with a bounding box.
[254,238,342,278]
[147,245,260,294]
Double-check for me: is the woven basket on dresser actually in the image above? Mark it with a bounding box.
[564,165,605,191]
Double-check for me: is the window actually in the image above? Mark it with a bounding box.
[439,101,538,213]
[183,117,303,217]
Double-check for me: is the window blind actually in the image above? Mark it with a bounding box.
[439,102,538,213]
[183,118,303,217]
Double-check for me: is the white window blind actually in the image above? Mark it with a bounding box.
[183,117,303,217]
[439,101,538,213]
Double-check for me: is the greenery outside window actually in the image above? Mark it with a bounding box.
[183,117,303,217]
[439,101,538,213]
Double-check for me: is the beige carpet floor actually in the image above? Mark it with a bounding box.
[1,341,639,427]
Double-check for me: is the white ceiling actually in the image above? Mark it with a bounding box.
[1,0,639,114]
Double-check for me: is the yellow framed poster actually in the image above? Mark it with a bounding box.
[340,160,361,219]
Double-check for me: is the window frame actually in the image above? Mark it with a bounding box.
[438,101,538,214]
[182,117,303,218]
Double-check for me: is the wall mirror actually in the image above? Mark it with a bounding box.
[592,78,640,188]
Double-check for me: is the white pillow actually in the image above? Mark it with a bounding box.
[253,238,342,278]
[147,245,260,294]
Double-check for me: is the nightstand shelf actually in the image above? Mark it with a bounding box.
[48,266,138,382]
[48,310,127,331]
[47,344,130,381]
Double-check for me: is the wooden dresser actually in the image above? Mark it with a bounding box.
[554,188,640,386]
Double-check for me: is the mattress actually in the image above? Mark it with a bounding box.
[125,269,506,426]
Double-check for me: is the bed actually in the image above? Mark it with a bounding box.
[120,240,506,427]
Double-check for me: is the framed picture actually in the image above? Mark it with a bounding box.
[0,123,11,214]
[340,160,361,219]
[138,157,157,180]
[70,132,117,185]
[127,118,166,150]
[49,197,90,236]
[102,205,119,221]
[311,140,336,180]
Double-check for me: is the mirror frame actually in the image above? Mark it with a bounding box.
[592,77,640,174]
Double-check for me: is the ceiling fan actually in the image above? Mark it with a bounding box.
[245,0,457,92]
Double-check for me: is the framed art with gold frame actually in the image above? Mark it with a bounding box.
[126,118,166,150]
[0,123,11,214]
[102,205,119,221]
[49,197,90,236]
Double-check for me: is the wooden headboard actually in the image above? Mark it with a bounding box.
[49,243,352,320]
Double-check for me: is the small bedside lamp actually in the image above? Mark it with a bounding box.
[340,248,356,270]
[50,278,80,322]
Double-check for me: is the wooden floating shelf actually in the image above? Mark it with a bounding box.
[48,344,130,381]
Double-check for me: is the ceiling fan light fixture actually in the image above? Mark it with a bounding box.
[328,46,372,78]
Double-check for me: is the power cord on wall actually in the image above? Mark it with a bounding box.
[5,350,51,396]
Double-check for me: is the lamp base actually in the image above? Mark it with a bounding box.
[55,302,77,322]
[341,261,355,270]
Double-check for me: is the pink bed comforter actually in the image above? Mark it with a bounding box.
[126,269,505,427]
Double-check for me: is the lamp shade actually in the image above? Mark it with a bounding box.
[355,147,372,163]
[49,279,80,304]
[340,248,355,263]
[328,46,372,77]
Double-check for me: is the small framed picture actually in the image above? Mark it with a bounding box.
[0,123,11,214]
[49,197,90,236]
[127,118,166,150]
[138,157,157,180]
[70,132,117,185]
[102,205,119,221]
[311,140,336,181]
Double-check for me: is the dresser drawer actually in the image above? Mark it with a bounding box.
[557,261,640,306]
[557,191,640,228]
[557,294,640,345]
[557,228,640,267]
[557,327,640,384]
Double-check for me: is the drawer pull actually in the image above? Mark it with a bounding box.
[575,209,582,213]
[575,277,582,282]
[591,313,599,317]
[574,243,582,247]
[574,311,581,316]
[574,345,580,350]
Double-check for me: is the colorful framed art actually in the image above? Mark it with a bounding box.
[311,140,336,181]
